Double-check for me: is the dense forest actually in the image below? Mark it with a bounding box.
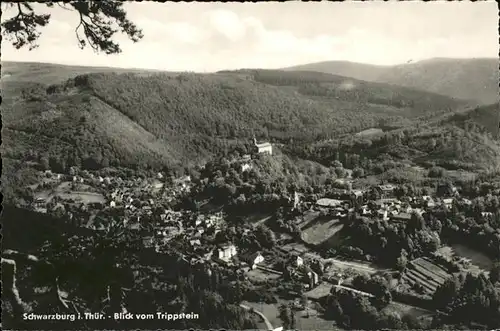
[284,119,500,172]
[1,67,474,176]
[1,206,258,330]
[1,65,498,206]
[220,69,466,115]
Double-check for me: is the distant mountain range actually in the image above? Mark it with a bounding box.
[284,58,499,105]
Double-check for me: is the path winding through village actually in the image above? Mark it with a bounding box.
[240,303,274,330]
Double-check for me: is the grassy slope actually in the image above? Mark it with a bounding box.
[284,58,499,105]
[1,61,164,85]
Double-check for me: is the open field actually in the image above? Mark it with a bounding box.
[324,257,385,276]
[356,128,384,137]
[449,244,494,270]
[279,242,383,276]
[55,191,106,204]
[34,181,106,205]
[385,302,434,319]
[301,220,344,246]
[438,244,494,274]
[295,310,340,331]
[246,268,282,283]
[295,211,344,246]
[401,257,451,295]
[304,282,334,300]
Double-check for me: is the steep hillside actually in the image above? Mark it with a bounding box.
[2,67,464,173]
[282,61,388,82]
[0,61,166,105]
[2,61,496,188]
[443,103,499,137]
[288,123,500,172]
[2,92,182,170]
[284,58,498,104]
[220,69,467,116]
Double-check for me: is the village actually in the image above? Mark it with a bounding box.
[22,138,497,331]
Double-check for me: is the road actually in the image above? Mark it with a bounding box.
[324,258,380,274]
[293,248,382,274]
[332,284,374,297]
[240,303,274,331]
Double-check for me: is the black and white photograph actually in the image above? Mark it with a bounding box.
[1,1,499,330]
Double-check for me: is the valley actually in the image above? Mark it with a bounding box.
[2,59,499,331]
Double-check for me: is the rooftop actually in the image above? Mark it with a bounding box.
[316,198,344,207]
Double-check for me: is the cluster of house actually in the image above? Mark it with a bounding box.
[175,240,266,275]
[313,182,466,223]
[30,168,198,234]
[152,210,227,255]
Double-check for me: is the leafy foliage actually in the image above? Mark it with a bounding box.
[432,273,500,328]
[222,69,465,115]
[1,1,143,54]
[2,207,257,330]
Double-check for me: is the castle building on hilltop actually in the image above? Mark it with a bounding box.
[253,135,273,155]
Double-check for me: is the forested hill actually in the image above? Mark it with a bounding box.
[284,58,499,105]
[219,69,468,114]
[2,65,468,174]
[443,103,499,137]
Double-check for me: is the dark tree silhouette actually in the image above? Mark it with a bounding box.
[1,1,143,54]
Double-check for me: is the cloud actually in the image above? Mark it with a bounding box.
[204,9,247,42]
[134,19,206,46]
[194,9,342,65]
[1,2,496,72]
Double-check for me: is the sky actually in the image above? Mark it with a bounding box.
[1,1,498,72]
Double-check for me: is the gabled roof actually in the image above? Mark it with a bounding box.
[256,142,272,148]
[240,251,263,263]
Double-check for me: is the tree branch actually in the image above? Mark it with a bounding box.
[2,0,143,54]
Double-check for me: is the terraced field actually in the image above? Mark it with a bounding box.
[401,257,451,295]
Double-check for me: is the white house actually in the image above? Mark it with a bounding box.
[253,136,273,155]
[443,198,454,209]
[241,163,252,172]
[241,252,265,269]
[217,244,237,261]
[110,201,116,208]
[295,255,304,267]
